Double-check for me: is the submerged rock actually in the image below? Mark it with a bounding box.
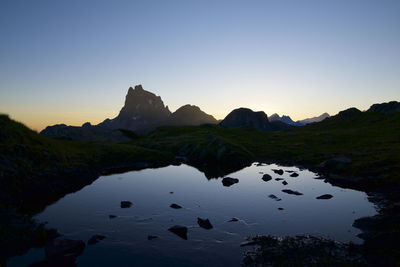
[109,215,117,219]
[88,234,106,245]
[268,194,282,201]
[229,217,239,222]
[272,169,284,175]
[316,194,333,200]
[45,239,85,262]
[290,173,299,177]
[197,218,213,230]
[282,189,303,196]
[278,207,284,210]
[168,225,188,240]
[262,174,272,182]
[170,203,182,209]
[120,201,132,208]
[222,177,239,187]
[147,235,158,240]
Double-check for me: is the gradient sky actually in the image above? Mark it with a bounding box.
[1,0,399,131]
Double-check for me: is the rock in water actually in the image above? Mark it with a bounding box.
[88,235,106,245]
[170,203,182,209]
[197,218,213,230]
[148,235,158,240]
[222,177,239,187]
[45,239,85,263]
[109,215,117,219]
[282,181,288,186]
[262,174,272,182]
[268,194,282,201]
[168,225,188,240]
[229,217,239,222]
[290,173,299,177]
[275,178,284,181]
[316,194,333,200]
[282,189,303,196]
[120,201,132,208]
[272,169,284,175]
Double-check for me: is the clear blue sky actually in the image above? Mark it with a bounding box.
[1,0,399,130]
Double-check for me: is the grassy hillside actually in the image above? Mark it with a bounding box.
[0,114,173,207]
[134,111,400,192]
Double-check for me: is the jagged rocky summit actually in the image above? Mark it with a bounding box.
[41,85,218,141]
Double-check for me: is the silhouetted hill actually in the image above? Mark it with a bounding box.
[219,108,273,130]
[367,101,400,114]
[166,104,217,126]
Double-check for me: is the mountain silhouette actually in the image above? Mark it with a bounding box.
[367,101,400,114]
[219,108,273,130]
[269,113,330,126]
[166,104,217,126]
[41,85,218,141]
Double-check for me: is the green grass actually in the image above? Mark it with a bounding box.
[132,112,400,190]
[0,114,173,200]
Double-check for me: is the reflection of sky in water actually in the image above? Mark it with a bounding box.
[9,163,377,267]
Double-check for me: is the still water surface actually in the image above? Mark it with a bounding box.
[9,163,377,266]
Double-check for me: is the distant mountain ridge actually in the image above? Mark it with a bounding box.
[40,85,399,142]
[269,112,330,126]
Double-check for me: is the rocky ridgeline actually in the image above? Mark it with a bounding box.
[41,85,218,141]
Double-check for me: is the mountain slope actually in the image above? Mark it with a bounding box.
[166,104,218,126]
[219,108,273,130]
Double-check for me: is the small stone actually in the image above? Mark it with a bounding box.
[222,177,239,187]
[282,181,288,186]
[87,235,106,245]
[147,235,158,240]
[168,225,188,240]
[197,218,213,230]
[120,201,132,208]
[262,174,272,182]
[272,169,284,175]
[170,203,182,209]
[316,194,333,200]
[268,194,282,201]
[282,189,303,196]
[290,173,299,177]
